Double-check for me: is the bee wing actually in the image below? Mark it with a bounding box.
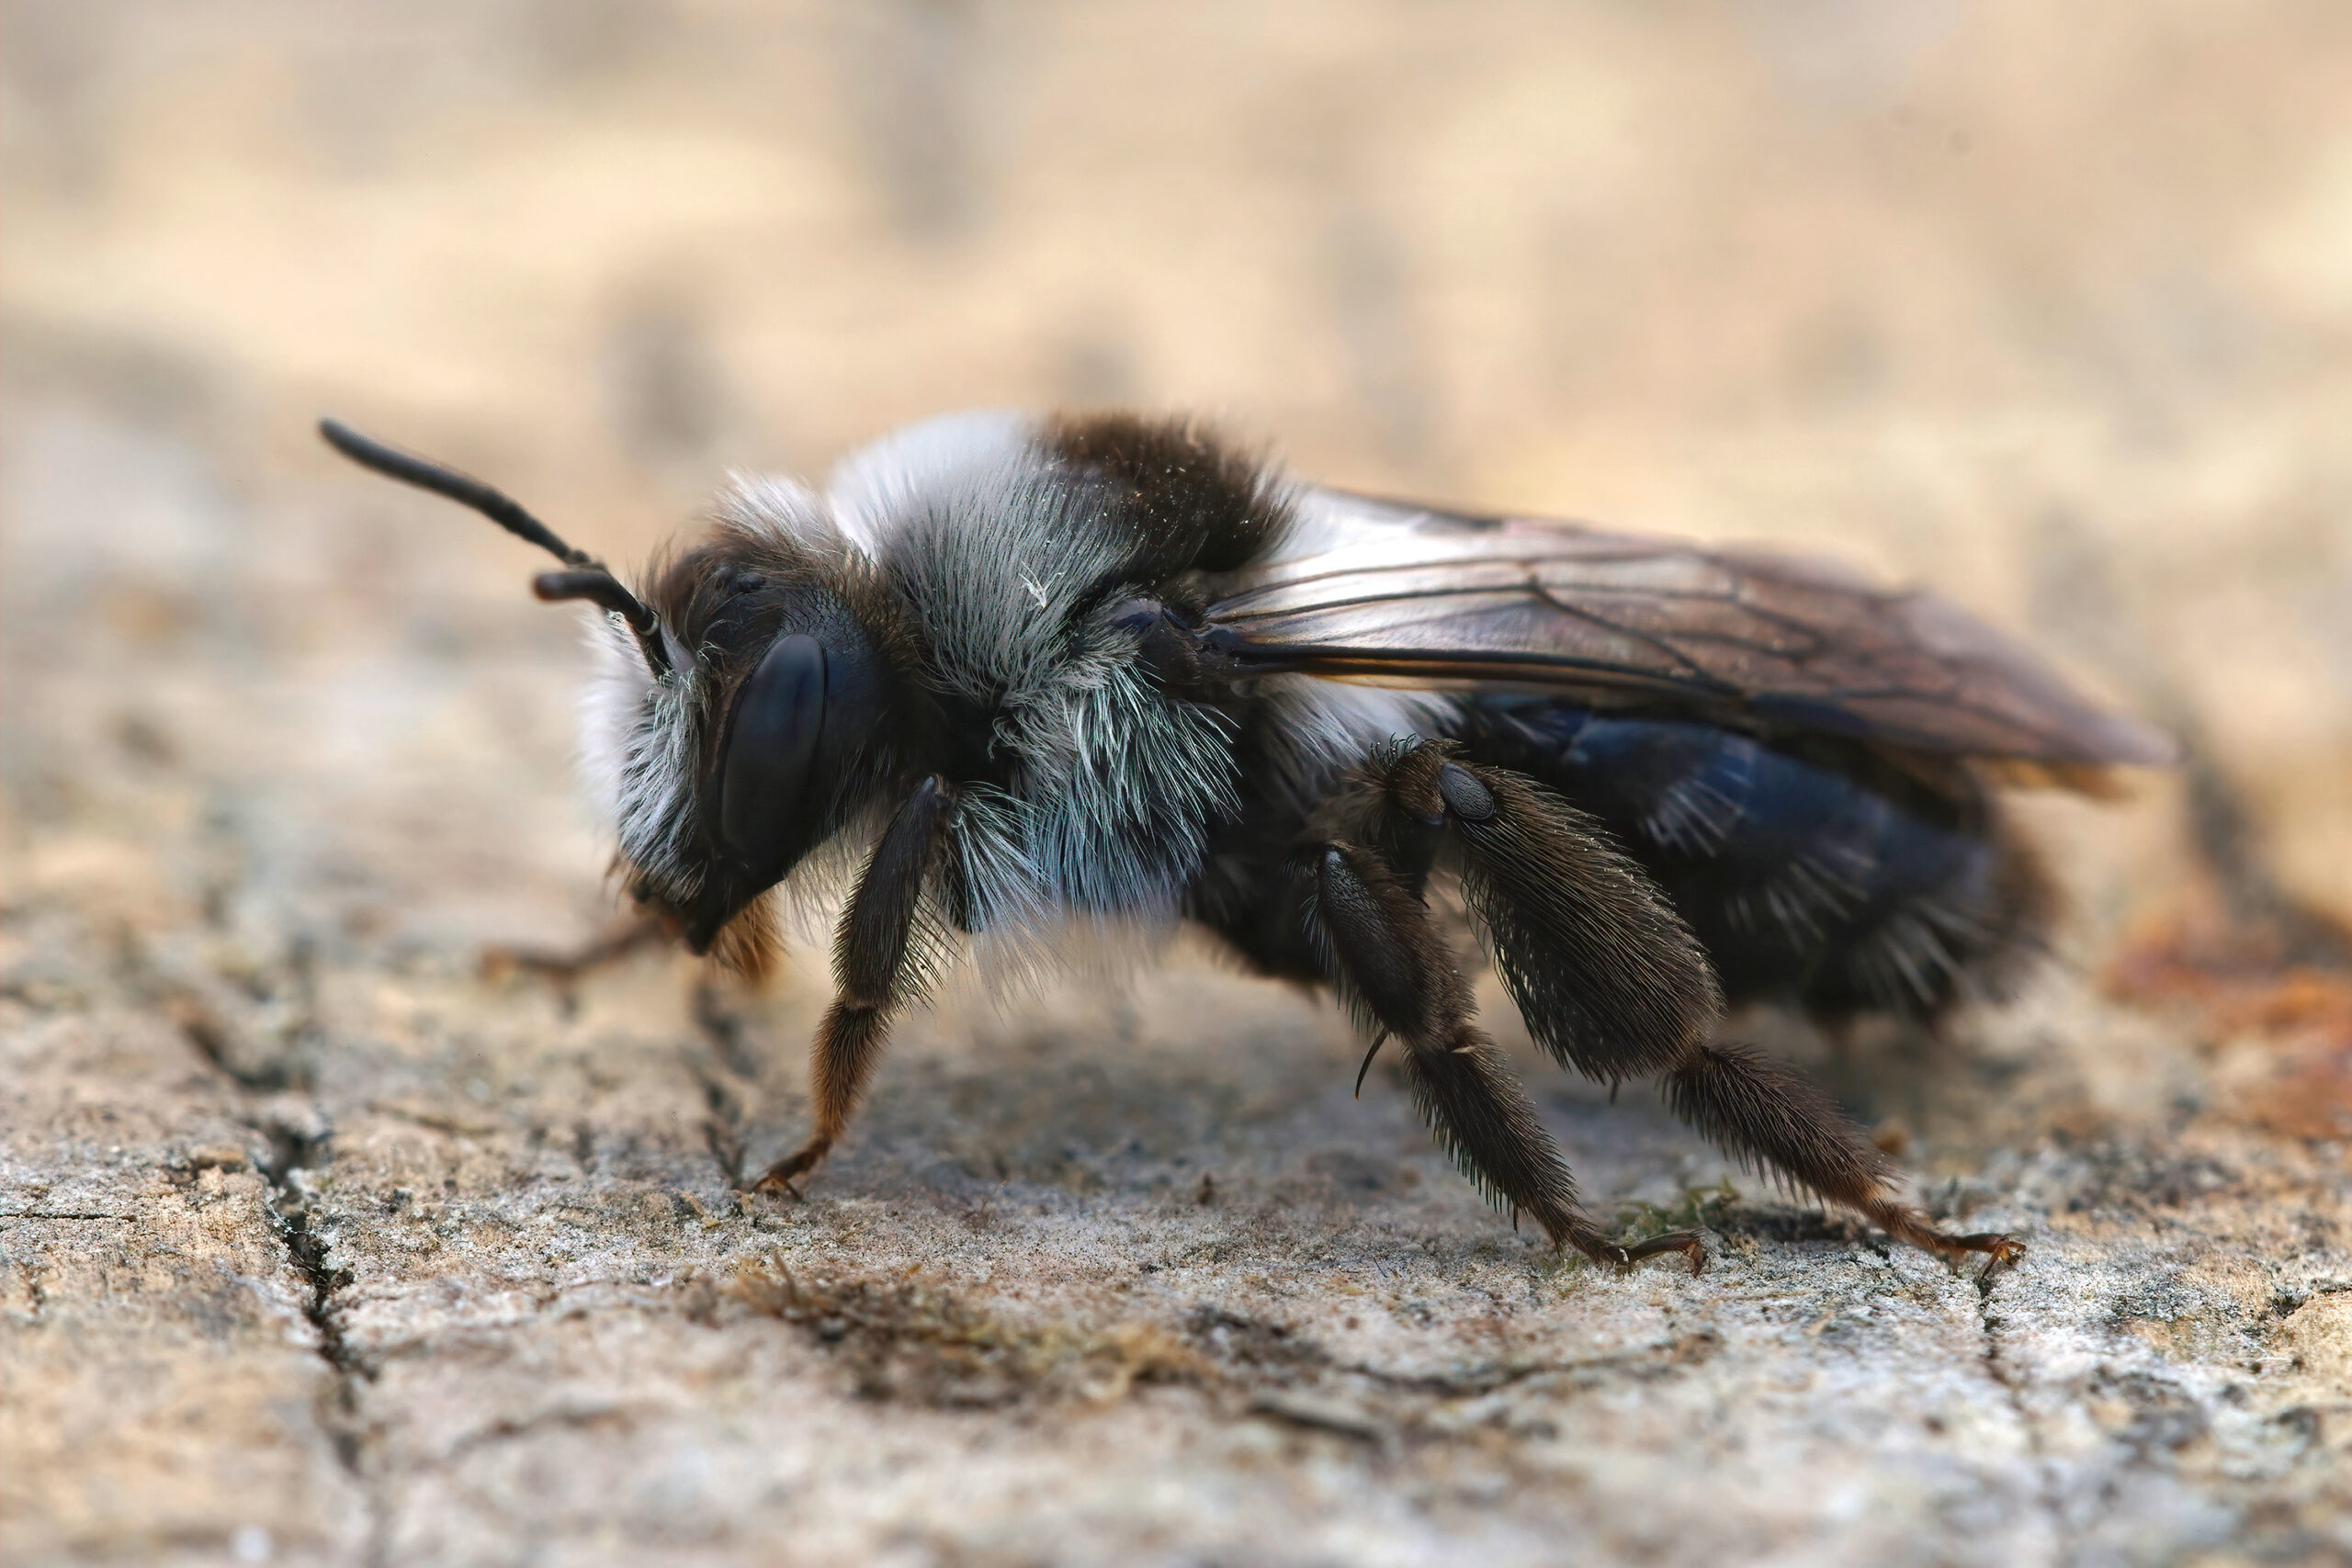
[1207,490,2177,768]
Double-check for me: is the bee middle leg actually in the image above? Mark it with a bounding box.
[1302,839,1705,1272]
[479,911,672,1001]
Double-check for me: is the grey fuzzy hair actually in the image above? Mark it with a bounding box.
[577,417,1242,948]
[580,609,700,897]
[574,413,1450,961]
[854,439,1238,933]
[580,475,844,910]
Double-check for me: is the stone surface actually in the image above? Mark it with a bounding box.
[6,5,2352,1564]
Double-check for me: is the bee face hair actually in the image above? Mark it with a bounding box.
[321,406,2172,1275]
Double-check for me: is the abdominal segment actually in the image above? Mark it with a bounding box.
[1461,702,2053,1026]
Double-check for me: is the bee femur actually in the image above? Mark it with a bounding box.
[318,417,673,679]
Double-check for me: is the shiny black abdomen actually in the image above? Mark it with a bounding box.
[1457,700,2051,1025]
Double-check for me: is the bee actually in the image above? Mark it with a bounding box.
[320,411,2173,1273]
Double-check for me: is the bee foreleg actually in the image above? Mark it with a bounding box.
[1302,839,1704,1273]
[753,776,956,1196]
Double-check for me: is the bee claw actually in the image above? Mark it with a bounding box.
[1967,1234,2025,1282]
[753,1141,831,1201]
[1353,1034,1386,1099]
[1583,1229,1707,1276]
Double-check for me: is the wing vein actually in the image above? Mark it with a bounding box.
[1204,490,2174,768]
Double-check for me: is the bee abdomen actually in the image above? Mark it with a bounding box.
[1463,704,2053,1026]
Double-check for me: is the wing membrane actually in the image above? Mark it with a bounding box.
[1209,491,2174,767]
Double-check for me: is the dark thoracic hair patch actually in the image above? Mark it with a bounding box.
[1045,412,1288,576]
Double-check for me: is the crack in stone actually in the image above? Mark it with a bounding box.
[699,1070,752,1190]
[249,1113,389,1566]
[146,931,325,1094]
[692,977,760,1190]
[254,1121,362,1379]
[1977,1264,2071,1562]
[153,928,379,1473]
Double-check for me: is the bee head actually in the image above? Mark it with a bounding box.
[318,420,907,970]
[642,532,899,954]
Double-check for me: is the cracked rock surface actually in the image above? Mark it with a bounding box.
[6,6,2352,1565]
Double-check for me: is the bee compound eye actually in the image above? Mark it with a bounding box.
[718,633,828,878]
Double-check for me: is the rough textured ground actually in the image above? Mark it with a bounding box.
[6,4,2352,1565]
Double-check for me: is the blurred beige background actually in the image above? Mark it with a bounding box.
[9,0,2352,890]
[8,0,2352,917]
[6,5,2352,1567]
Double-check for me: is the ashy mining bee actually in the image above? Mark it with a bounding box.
[321,411,2173,1274]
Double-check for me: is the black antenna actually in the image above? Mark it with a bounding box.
[318,418,673,679]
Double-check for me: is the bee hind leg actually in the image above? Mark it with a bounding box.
[1662,1041,2023,1274]
[1302,838,1704,1274]
[1361,739,2019,1273]
[1351,740,1723,1088]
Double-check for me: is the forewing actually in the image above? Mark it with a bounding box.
[1209,490,2175,767]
